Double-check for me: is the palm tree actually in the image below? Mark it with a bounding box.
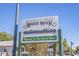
[75,45,79,54]
[62,39,69,55]
[53,43,57,56]
[63,39,68,51]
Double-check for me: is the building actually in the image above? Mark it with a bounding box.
[0,40,13,56]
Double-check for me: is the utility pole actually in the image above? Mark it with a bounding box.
[12,3,19,56]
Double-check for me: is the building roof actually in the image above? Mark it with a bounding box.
[0,41,13,46]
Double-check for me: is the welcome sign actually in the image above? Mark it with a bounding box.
[22,16,58,43]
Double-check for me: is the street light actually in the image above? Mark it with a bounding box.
[71,41,74,56]
[12,3,19,56]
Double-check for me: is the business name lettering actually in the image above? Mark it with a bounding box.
[26,20,57,28]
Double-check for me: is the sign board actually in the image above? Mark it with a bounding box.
[21,16,58,43]
[23,16,58,31]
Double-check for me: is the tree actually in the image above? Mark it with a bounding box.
[76,45,79,50]
[75,45,79,53]
[0,32,13,41]
[63,39,68,51]
[67,47,71,52]
[53,43,57,56]
[23,43,49,56]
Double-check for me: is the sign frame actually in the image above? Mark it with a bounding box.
[21,16,58,43]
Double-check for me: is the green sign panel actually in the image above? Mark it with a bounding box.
[23,36,56,41]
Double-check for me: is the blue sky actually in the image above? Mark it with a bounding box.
[0,3,79,47]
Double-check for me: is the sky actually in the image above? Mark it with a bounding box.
[0,3,79,48]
